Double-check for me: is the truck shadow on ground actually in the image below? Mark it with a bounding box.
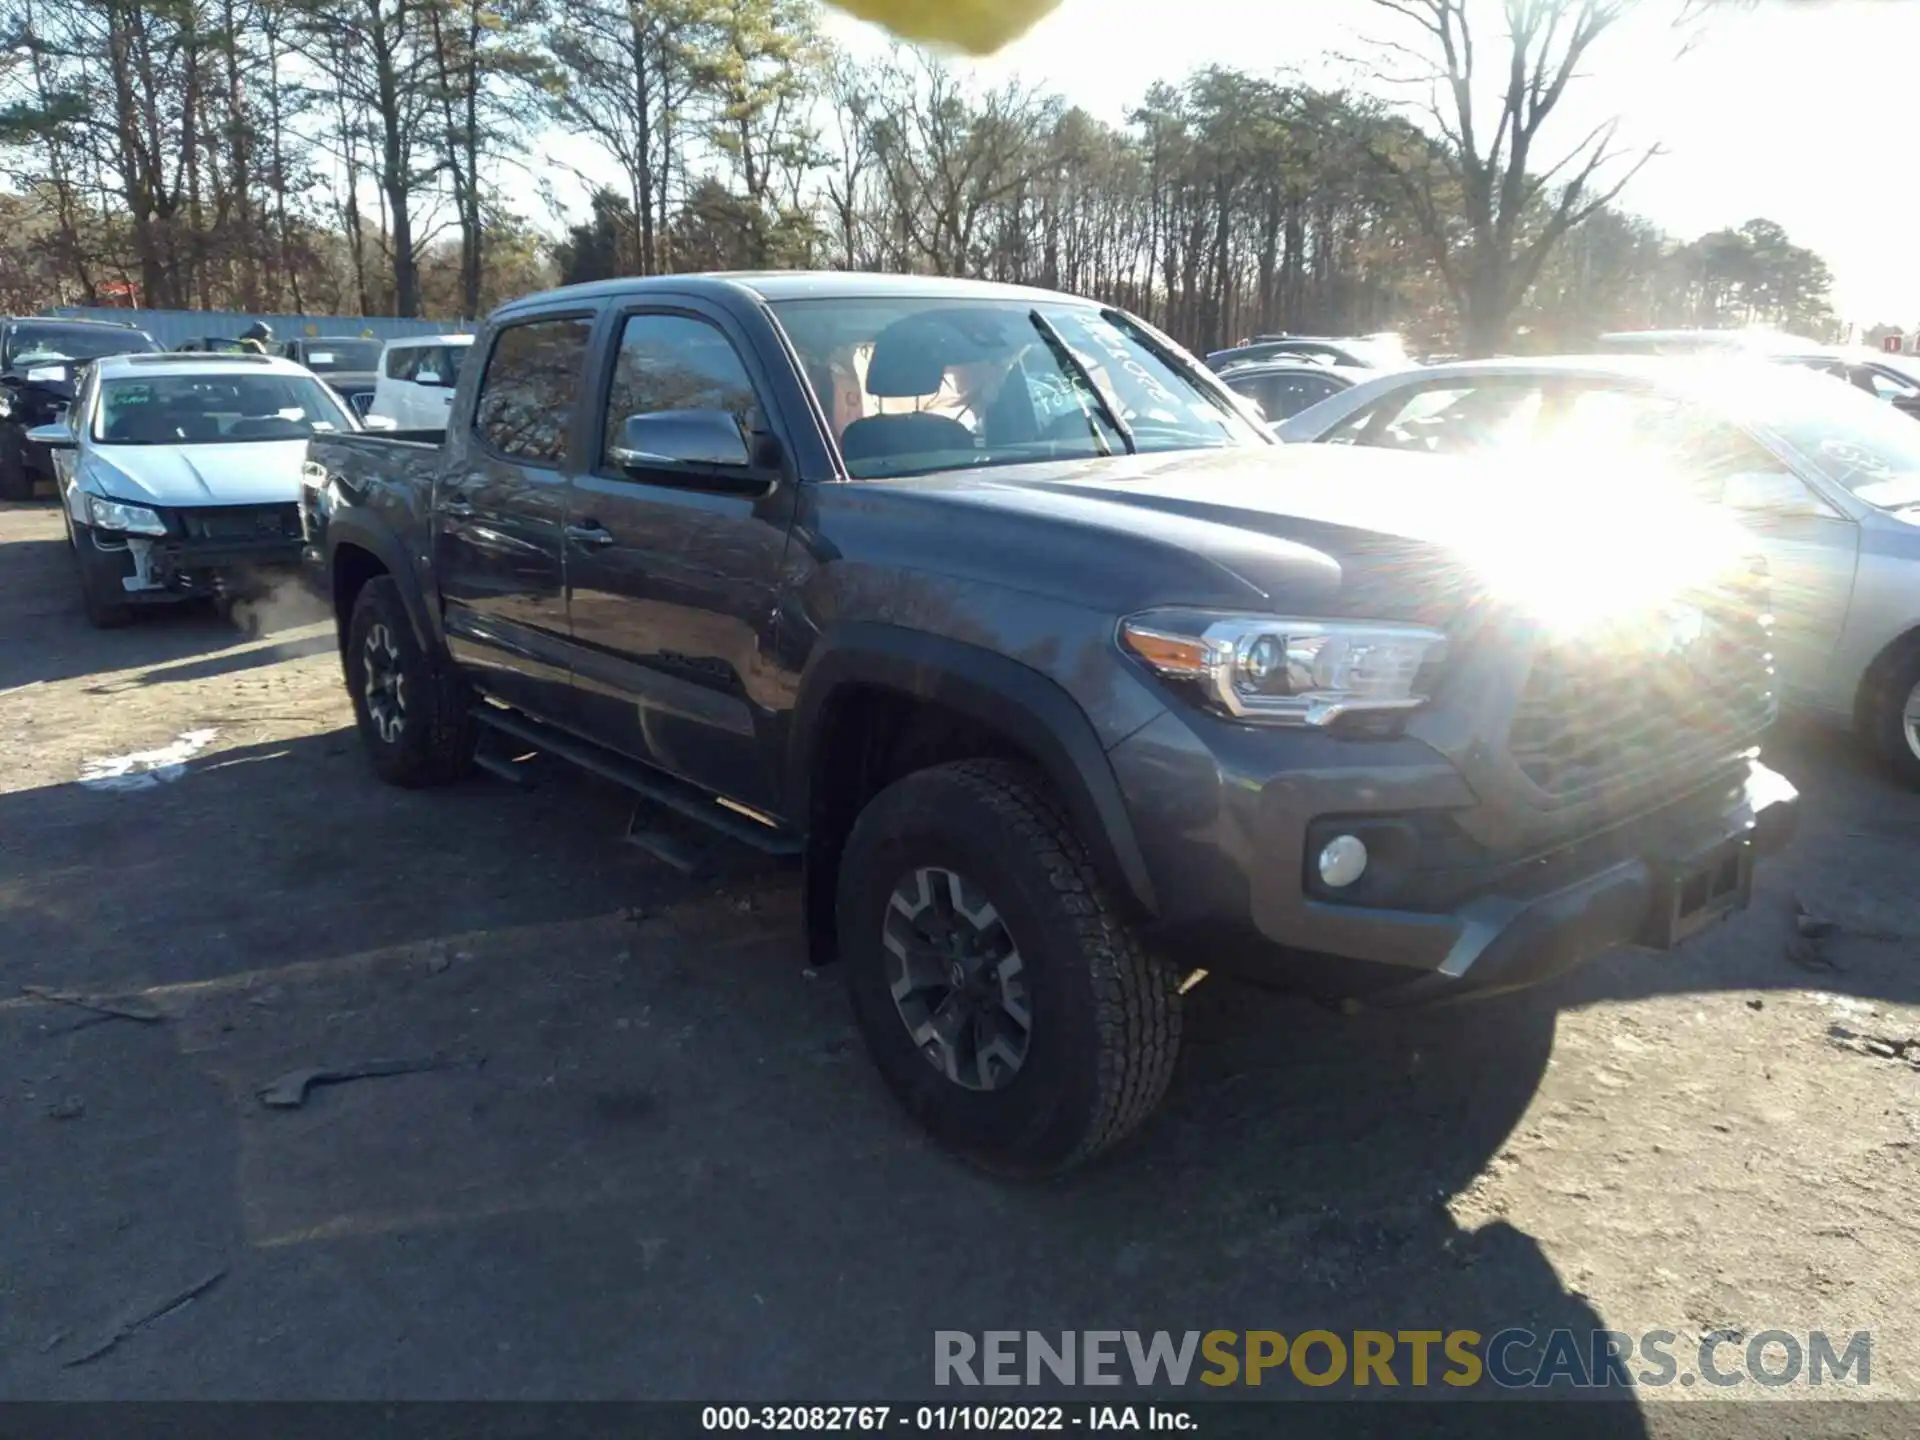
[1,731,1647,1411]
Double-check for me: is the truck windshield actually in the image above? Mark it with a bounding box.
[95,373,352,446]
[770,298,1263,479]
[7,325,159,367]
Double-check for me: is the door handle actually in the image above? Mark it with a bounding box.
[566,521,617,548]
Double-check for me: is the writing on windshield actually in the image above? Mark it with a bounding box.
[772,297,1261,480]
[96,374,349,446]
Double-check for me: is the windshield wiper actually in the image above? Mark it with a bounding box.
[1028,309,1135,456]
[1098,307,1257,434]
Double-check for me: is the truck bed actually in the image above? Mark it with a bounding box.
[302,429,448,572]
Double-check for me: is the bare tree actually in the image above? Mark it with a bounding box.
[1362,0,1659,354]
[548,0,716,274]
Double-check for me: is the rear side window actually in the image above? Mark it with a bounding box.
[473,318,592,466]
[601,314,761,467]
[384,346,417,379]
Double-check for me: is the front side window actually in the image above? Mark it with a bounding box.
[772,297,1262,480]
[472,319,591,466]
[93,373,351,445]
[601,314,761,467]
[384,346,418,380]
[1859,365,1920,403]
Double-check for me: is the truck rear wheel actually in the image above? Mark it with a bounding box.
[346,576,475,788]
[836,759,1180,1175]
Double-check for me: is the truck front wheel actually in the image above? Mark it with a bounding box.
[346,576,475,788]
[836,759,1180,1175]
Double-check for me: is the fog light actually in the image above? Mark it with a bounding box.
[1317,834,1368,888]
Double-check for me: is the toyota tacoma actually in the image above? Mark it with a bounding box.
[301,273,1798,1174]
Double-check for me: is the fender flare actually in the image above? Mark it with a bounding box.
[786,622,1159,917]
[324,511,440,660]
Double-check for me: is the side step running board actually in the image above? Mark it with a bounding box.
[469,704,802,858]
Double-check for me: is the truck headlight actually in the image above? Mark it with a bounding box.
[1120,612,1448,726]
[87,495,168,536]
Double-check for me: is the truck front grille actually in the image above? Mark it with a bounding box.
[179,504,302,542]
[1508,589,1776,800]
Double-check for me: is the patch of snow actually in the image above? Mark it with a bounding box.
[78,728,219,791]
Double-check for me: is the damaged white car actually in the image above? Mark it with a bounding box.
[30,352,356,627]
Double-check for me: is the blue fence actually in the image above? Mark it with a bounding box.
[45,307,476,350]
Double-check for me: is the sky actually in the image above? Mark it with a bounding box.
[806,0,1920,329]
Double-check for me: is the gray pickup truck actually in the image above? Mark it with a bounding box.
[301,273,1799,1174]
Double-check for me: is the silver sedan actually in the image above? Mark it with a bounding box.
[1278,355,1920,785]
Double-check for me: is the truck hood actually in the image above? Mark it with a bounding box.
[87,439,309,507]
[913,444,1745,625]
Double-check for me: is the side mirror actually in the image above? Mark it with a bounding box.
[414,369,444,387]
[26,423,75,449]
[611,409,754,471]
[360,413,398,432]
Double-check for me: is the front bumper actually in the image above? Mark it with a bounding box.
[82,524,303,602]
[1107,707,1798,1005]
[1360,761,1797,1005]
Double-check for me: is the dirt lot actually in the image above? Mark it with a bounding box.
[1,496,1916,1415]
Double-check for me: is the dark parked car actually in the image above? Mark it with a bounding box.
[1207,333,1411,372]
[174,336,253,354]
[279,335,383,417]
[0,316,161,500]
[1220,358,1370,423]
[302,274,1796,1174]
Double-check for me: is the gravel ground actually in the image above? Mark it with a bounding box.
[1,496,1915,1419]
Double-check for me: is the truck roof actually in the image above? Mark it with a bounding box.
[495,271,1096,321]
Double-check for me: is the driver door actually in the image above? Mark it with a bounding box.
[562,304,798,811]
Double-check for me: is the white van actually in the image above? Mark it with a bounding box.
[367,335,474,429]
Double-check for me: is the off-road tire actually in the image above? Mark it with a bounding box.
[837,759,1180,1176]
[1862,641,1920,789]
[70,520,133,629]
[346,576,475,787]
